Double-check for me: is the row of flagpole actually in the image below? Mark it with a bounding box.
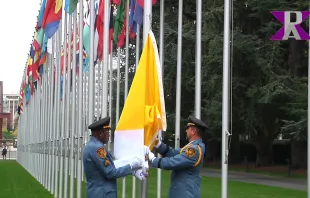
[16,0,236,198]
[16,0,156,198]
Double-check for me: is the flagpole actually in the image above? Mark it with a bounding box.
[221,0,231,195]
[157,0,164,197]
[77,1,84,198]
[32,87,35,178]
[37,80,41,182]
[45,44,50,190]
[123,7,130,196]
[43,57,47,189]
[102,0,111,121]
[70,10,78,198]
[64,14,73,198]
[123,12,130,198]
[143,0,152,42]
[195,0,202,119]
[108,40,113,150]
[175,0,183,149]
[123,0,130,150]
[116,48,121,126]
[135,25,140,72]
[124,0,130,99]
[88,0,95,141]
[122,16,127,190]
[55,21,63,198]
[48,37,55,193]
[52,30,59,197]
[141,0,152,197]
[50,35,56,194]
[59,12,68,198]
[307,11,310,198]
[133,24,140,198]
[40,77,43,185]
[50,25,55,196]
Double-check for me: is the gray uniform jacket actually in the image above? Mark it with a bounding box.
[83,136,132,198]
[152,138,205,198]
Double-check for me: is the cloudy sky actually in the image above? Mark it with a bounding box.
[0,0,41,94]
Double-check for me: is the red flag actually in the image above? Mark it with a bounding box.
[97,0,104,61]
[42,0,62,38]
[97,0,114,61]
[136,0,157,8]
[113,0,121,5]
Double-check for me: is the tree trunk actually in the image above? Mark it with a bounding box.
[255,135,273,167]
[288,40,301,76]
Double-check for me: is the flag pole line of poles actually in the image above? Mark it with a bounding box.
[15,0,240,198]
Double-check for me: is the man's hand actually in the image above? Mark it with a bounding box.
[148,150,155,162]
[133,168,149,180]
[129,157,143,170]
[154,138,161,148]
[144,146,156,162]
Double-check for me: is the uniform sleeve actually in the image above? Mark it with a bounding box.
[91,146,132,179]
[152,145,203,170]
[155,142,181,157]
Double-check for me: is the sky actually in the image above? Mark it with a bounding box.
[0,0,41,94]
[0,0,120,94]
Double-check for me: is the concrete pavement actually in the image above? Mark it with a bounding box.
[201,169,307,191]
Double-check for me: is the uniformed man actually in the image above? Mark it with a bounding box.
[83,116,143,198]
[146,116,207,198]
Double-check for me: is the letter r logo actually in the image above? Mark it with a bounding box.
[270,11,310,40]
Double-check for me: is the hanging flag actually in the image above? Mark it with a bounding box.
[129,0,143,37]
[27,47,34,85]
[113,0,121,5]
[109,4,114,47]
[113,30,167,165]
[64,0,78,14]
[18,83,24,114]
[25,84,31,104]
[37,35,49,81]
[31,50,41,82]
[55,0,63,14]
[96,0,105,61]
[33,28,44,50]
[116,1,131,47]
[97,0,114,60]
[42,0,62,38]
[136,0,157,8]
[113,0,125,44]
[83,1,99,68]
[39,52,47,74]
[38,0,47,27]
[129,0,137,37]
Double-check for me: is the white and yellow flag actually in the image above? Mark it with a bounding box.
[113,30,167,167]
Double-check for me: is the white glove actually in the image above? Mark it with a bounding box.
[144,146,156,162]
[148,150,156,162]
[133,168,149,180]
[144,145,151,155]
[129,156,143,170]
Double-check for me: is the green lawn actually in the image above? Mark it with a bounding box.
[0,160,306,198]
[0,160,52,198]
[117,170,305,198]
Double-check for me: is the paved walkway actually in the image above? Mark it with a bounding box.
[201,169,307,191]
